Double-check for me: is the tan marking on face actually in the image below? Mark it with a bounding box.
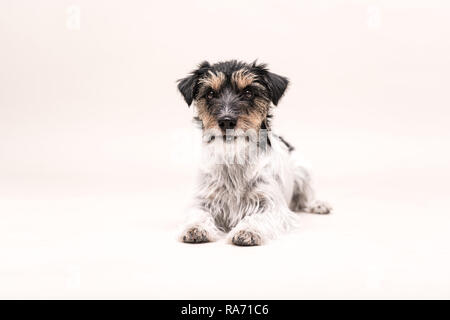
[199,71,226,92]
[236,97,270,131]
[237,111,264,131]
[252,97,270,115]
[195,99,219,130]
[231,69,257,90]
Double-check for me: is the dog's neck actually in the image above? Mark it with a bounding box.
[200,131,272,173]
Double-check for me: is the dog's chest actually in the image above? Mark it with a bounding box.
[200,164,264,230]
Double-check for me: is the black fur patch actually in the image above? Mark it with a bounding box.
[276,135,295,152]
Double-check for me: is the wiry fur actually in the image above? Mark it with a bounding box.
[177,60,331,246]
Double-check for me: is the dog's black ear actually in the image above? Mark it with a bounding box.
[177,61,210,107]
[177,75,196,106]
[251,61,289,106]
[265,72,289,106]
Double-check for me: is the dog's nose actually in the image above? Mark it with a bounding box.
[218,117,237,130]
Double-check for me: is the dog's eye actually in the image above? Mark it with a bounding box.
[243,89,253,99]
[206,90,215,100]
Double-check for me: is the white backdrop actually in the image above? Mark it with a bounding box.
[1,0,450,298]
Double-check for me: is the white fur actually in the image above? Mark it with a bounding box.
[179,131,329,245]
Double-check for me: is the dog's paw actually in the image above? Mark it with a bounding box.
[181,226,209,243]
[232,230,262,246]
[305,200,332,214]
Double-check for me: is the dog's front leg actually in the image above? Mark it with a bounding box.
[179,208,222,243]
[228,201,298,246]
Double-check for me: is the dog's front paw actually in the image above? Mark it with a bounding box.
[232,230,262,246]
[306,200,332,214]
[182,226,209,243]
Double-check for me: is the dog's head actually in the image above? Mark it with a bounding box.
[177,60,289,135]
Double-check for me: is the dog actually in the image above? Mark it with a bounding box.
[177,60,331,246]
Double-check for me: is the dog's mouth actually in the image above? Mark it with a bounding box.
[206,134,254,144]
[206,135,237,143]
